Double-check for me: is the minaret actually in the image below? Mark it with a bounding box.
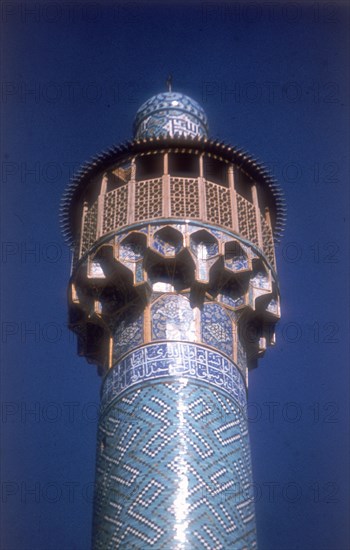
[61,88,285,549]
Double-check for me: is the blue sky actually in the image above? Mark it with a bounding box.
[1,2,349,549]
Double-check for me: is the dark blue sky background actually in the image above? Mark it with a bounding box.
[1,2,349,549]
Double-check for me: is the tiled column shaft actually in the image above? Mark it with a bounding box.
[92,342,257,550]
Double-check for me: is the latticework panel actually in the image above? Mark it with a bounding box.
[170,177,200,218]
[260,214,275,268]
[102,190,116,234]
[205,181,233,228]
[102,185,128,236]
[134,178,163,222]
[115,185,128,228]
[236,193,259,247]
[81,202,98,254]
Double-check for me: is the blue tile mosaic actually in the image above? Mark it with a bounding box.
[201,302,234,359]
[219,281,245,309]
[135,261,144,283]
[224,254,249,271]
[93,376,256,549]
[251,271,270,289]
[152,230,183,256]
[119,241,144,261]
[113,310,144,361]
[151,294,195,342]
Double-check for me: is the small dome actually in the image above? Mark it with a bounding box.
[133,92,209,139]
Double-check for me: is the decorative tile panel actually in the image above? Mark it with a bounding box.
[201,302,234,359]
[151,295,195,342]
[152,231,182,256]
[224,254,249,272]
[118,240,145,283]
[135,262,144,283]
[113,310,144,361]
[250,272,270,290]
[190,238,219,281]
[219,281,246,310]
[119,241,144,261]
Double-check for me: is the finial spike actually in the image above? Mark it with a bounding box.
[166,74,172,92]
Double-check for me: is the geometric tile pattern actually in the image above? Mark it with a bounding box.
[93,375,257,549]
[102,343,247,414]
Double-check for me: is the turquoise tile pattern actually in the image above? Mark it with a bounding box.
[93,343,257,549]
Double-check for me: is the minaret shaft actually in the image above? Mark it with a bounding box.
[93,342,255,549]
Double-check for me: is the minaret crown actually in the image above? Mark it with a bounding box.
[133,91,209,139]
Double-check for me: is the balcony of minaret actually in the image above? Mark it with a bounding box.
[68,149,280,377]
[76,149,276,270]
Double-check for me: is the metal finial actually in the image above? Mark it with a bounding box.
[166,74,172,92]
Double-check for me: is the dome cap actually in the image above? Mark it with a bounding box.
[133,91,209,139]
